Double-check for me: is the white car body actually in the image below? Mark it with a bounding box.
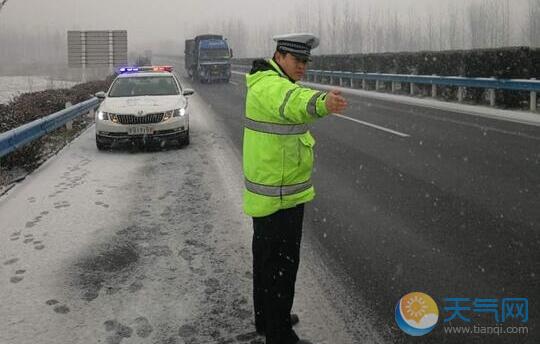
[95,70,191,149]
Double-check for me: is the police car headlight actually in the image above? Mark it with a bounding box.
[173,108,186,117]
[97,111,110,121]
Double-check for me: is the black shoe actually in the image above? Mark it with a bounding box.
[290,313,300,326]
[256,314,300,335]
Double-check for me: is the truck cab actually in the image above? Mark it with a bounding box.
[185,34,232,83]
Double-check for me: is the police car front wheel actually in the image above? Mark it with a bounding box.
[96,137,111,151]
[176,129,190,148]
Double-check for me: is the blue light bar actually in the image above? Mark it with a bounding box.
[118,67,140,73]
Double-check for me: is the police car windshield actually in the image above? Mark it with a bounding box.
[108,76,180,97]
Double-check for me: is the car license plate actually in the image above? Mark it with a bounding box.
[128,127,154,135]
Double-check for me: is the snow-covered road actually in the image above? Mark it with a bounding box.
[0,88,379,344]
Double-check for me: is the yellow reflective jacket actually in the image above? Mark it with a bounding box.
[243,59,329,217]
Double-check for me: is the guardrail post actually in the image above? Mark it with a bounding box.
[489,88,496,107]
[531,78,537,112]
[431,75,437,98]
[88,107,95,119]
[362,79,367,90]
[375,80,380,91]
[65,102,73,130]
[458,87,465,103]
[410,83,415,95]
[487,76,497,107]
[391,81,397,93]
[339,77,344,87]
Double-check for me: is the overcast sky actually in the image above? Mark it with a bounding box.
[0,0,529,56]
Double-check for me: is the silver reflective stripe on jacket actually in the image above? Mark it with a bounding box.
[245,179,312,197]
[244,117,308,135]
[279,88,296,120]
[307,91,324,118]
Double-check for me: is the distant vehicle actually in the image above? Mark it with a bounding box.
[134,50,152,66]
[185,34,232,83]
[94,66,194,150]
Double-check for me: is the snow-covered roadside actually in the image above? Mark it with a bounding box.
[0,76,78,104]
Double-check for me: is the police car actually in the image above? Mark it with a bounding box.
[94,66,193,150]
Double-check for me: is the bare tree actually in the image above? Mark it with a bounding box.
[349,5,363,54]
[385,10,400,52]
[426,13,436,50]
[200,0,526,58]
[502,0,511,46]
[467,0,512,49]
[468,1,490,49]
[528,0,540,46]
[446,3,463,50]
[0,0,8,14]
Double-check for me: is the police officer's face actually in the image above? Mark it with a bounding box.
[276,52,308,81]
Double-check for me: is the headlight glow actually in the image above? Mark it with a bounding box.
[173,108,186,117]
[97,111,109,121]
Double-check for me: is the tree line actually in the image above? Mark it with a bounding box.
[203,0,540,58]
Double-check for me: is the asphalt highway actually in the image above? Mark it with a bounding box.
[171,62,540,344]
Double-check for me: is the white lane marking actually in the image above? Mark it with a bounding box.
[229,80,239,86]
[332,113,411,138]
[366,101,540,141]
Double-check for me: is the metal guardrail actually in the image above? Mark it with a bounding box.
[232,63,539,111]
[305,70,540,111]
[306,70,540,92]
[0,97,101,158]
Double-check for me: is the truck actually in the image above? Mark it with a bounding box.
[134,50,152,67]
[184,34,232,83]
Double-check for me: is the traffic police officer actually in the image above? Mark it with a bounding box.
[243,33,348,344]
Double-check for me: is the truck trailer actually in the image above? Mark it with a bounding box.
[185,34,232,83]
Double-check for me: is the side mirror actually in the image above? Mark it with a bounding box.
[95,91,107,99]
[182,89,194,96]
